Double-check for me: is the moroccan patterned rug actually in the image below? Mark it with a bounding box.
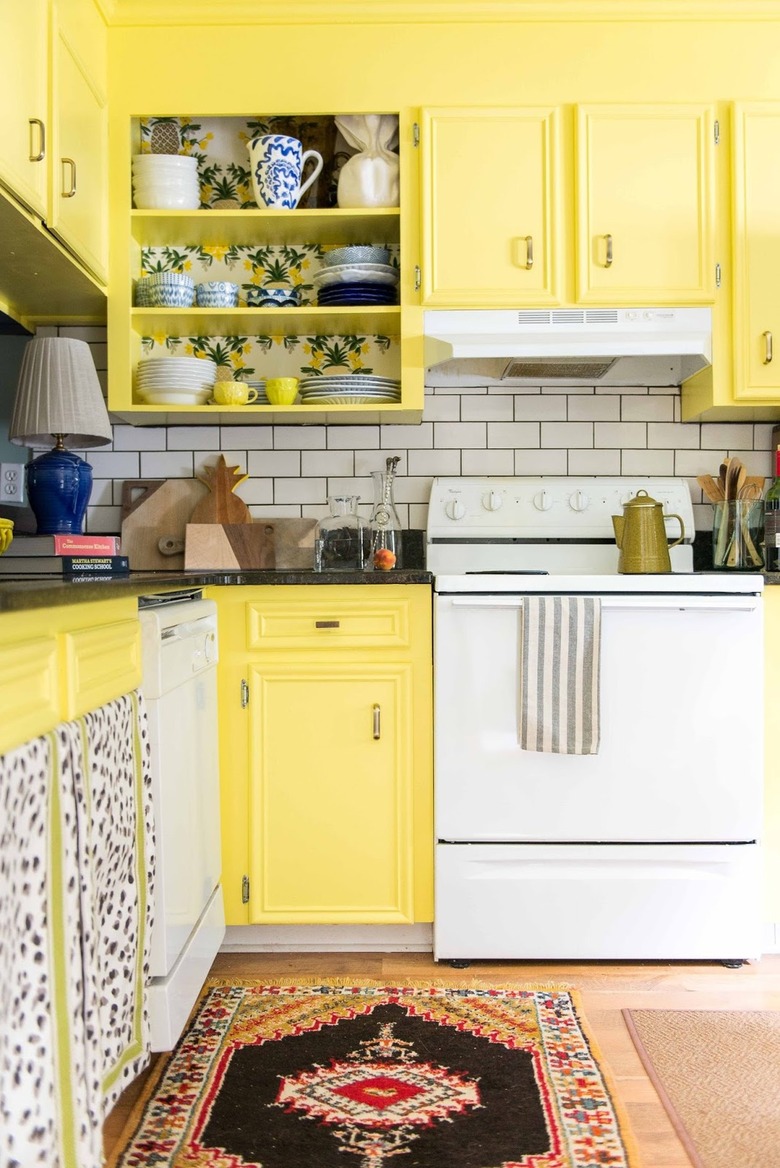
[109,980,640,1167]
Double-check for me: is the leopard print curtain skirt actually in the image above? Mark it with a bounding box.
[0,691,154,1168]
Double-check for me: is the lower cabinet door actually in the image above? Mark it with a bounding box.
[247,662,415,923]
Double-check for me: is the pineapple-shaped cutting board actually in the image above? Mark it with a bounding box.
[190,456,252,524]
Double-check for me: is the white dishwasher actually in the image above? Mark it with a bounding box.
[139,591,225,1051]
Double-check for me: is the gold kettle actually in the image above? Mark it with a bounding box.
[611,490,685,574]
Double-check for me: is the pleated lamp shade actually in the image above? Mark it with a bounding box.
[9,337,113,449]
[8,337,113,535]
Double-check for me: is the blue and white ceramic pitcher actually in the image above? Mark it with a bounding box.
[248,135,323,210]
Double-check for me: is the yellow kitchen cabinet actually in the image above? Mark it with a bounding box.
[731,104,780,402]
[0,596,141,755]
[0,0,48,219]
[49,0,108,282]
[420,107,562,306]
[575,104,716,305]
[214,585,433,926]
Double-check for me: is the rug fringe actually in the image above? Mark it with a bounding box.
[202,975,576,992]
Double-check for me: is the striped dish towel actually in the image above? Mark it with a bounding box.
[519,596,601,754]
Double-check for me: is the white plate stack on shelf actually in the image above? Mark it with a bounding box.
[132,153,201,210]
[135,356,217,405]
[313,245,399,307]
[299,374,401,405]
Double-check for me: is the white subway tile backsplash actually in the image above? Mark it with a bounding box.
[302,450,354,477]
[514,395,567,421]
[86,506,122,533]
[327,425,380,448]
[423,394,461,421]
[461,394,513,421]
[275,477,327,504]
[407,449,462,476]
[462,448,514,475]
[541,422,593,448]
[247,450,301,477]
[594,422,646,448]
[487,421,539,448]
[87,451,140,478]
[700,423,756,450]
[274,426,326,449]
[567,395,620,422]
[568,449,621,475]
[112,425,166,451]
[647,422,700,449]
[221,426,273,450]
[88,479,114,507]
[381,423,434,448]
[167,426,221,450]
[754,424,776,450]
[235,479,274,505]
[620,395,675,422]
[621,449,675,475]
[433,422,486,448]
[514,449,567,475]
[139,451,194,477]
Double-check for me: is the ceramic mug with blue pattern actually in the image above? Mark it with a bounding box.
[248,135,324,210]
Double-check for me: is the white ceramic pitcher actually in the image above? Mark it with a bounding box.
[248,134,323,210]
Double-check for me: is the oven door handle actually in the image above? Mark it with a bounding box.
[447,595,761,612]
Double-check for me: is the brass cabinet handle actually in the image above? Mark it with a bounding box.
[414,265,421,292]
[61,157,76,197]
[513,236,534,269]
[764,331,774,365]
[372,703,381,740]
[315,620,340,629]
[28,118,45,162]
[603,233,613,268]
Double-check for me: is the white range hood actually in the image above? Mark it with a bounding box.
[424,306,712,387]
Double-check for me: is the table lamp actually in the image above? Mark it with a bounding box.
[9,337,113,534]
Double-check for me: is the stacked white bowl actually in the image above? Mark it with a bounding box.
[132,154,200,210]
[135,356,217,405]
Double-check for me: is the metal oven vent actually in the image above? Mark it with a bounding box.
[501,357,618,380]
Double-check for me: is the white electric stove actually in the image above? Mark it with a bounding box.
[427,477,764,965]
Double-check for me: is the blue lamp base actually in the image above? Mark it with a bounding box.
[26,447,94,535]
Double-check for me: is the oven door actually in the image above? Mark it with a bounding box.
[434,591,762,843]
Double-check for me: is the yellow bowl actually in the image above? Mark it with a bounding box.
[266,377,299,406]
[0,518,14,555]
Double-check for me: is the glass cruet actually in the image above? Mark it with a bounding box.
[315,495,365,571]
[368,456,403,571]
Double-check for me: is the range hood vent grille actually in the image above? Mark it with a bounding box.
[502,357,617,380]
[518,309,621,327]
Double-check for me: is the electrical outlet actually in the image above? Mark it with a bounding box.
[0,462,25,504]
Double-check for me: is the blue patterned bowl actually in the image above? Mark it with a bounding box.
[196,282,239,308]
[246,286,301,308]
[148,284,196,308]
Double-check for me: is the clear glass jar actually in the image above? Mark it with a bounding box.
[367,471,403,571]
[315,495,365,571]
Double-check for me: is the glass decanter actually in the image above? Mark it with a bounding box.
[315,495,365,571]
[367,463,403,571]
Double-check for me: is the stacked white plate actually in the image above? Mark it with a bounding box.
[312,263,399,290]
[132,154,200,210]
[299,374,401,405]
[136,356,217,405]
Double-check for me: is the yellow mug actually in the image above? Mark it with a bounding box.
[212,381,258,406]
[265,377,300,405]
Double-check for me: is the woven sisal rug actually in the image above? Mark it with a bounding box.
[109,980,640,1167]
[624,1008,780,1168]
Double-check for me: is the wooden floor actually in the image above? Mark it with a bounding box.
[104,951,780,1166]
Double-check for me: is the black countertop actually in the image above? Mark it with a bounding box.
[0,569,434,613]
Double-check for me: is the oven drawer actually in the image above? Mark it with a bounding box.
[434,842,762,961]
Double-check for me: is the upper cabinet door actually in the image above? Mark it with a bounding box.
[420,107,562,306]
[0,0,48,218]
[50,13,108,283]
[732,103,780,399]
[575,104,716,305]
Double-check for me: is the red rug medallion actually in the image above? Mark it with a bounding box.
[111,982,639,1168]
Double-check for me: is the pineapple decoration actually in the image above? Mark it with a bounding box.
[190,456,252,525]
[149,119,182,155]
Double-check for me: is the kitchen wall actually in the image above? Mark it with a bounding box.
[28,325,775,540]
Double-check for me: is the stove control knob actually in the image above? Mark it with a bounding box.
[445,499,466,521]
[569,489,589,512]
[482,491,503,512]
[533,490,553,511]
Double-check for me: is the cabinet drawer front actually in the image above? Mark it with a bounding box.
[246,596,411,651]
[0,637,59,754]
[62,619,142,719]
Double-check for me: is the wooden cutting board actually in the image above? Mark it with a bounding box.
[120,478,208,570]
[184,523,276,570]
[271,518,317,569]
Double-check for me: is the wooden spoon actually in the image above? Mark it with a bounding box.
[697,473,724,502]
